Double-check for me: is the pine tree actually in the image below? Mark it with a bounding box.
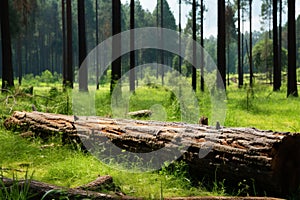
[0,0,14,91]
[287,0,298,97]
[78,0,88,91]
[217,0,226,90]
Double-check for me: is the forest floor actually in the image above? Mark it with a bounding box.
[0,79,299,198]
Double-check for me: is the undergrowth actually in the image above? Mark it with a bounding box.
[0,78,299,198]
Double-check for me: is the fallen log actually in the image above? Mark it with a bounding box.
[75,175,124,195]
[4,111,300,197]
[127,110,152,118]
[165,197,284,200]
[0,177,139,200]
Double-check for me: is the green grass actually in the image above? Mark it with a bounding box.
[1,79,300,198]
[225,84,300,132]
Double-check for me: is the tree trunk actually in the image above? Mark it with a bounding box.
[217,0,226,90]
[5,111,300,197]
[0,0,14,91]
[111,0,122,94]
[96,0,100,90]
[160,0,165,85]
[130,0,135,92]
[273,0,280,91]
[278,0,282,89]
[65,0,73,88]
[237,0,243,87]
[17,36,23,85]
[0,176,134,200]
[249,0,253,87]
[192,0,197,91]
[287,0,298,97]
[62,0,67,87]
[200,0,204,92]
[179,0,182,74]
[0,177,283,200]
[78,0,88,91]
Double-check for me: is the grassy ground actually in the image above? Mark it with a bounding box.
[0,79,299,198]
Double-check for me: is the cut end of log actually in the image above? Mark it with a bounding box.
[272,134,300,194]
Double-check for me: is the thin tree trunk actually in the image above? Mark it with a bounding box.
[192,0,197,91]
[227,40,230,86]
[200,0,204,92]
[96,0,100,90]
[237,0,243,87]
[287,0,298,97]
[160,0,164,85]
[156,0,159,79]
[249,0,253,87]
[62,0,67,87]
[217,0,226,90]
[65,0,73,88]
[111,0,122,94]
[17,36,23,85]
[278,0,282,89]
[78,0,88,91]
[130,0,135,92]
[273,0,280,91]
[178,0,182,74]
[0,0,14,91]
[242,8,245,85]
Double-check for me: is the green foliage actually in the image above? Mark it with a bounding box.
[159,161,191,188]
[152,0,177,30]
[252,38,288,73]
[0,172,35,200]
[40,70,54,83]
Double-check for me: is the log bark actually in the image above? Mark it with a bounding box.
[165,197,283,200]
[4,111,300,197]
[127,110,152,118]
[0,177,139,200]
[75,175,123,195]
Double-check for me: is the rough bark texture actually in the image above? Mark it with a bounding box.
[4,111,300,197]
[0,177,137,200]
[0,177,283,200]
[165,198,283,200]
[75,175,118,192]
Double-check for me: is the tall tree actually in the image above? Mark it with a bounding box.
[111,0,122,93]
[273,0,280,91]
[278,0,282,88]
[179,0,182,74]
[249,0,253,87]
[62,0,67,87]
[237,0,243,87]
[13,0,37,85]
[96,0,99,90]
[160,0,164,85]
[78,0,88,91]
[0,0,14,91]
[64,0,73,88]
[225,3,236,86]
[287,0,298,97]
[130,0,135,91]
[217,0,226,90]
[200,0,204,91]
[192,0,197,91]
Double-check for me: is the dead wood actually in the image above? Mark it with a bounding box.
[0,177,139,200]
[4,111,300,197]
